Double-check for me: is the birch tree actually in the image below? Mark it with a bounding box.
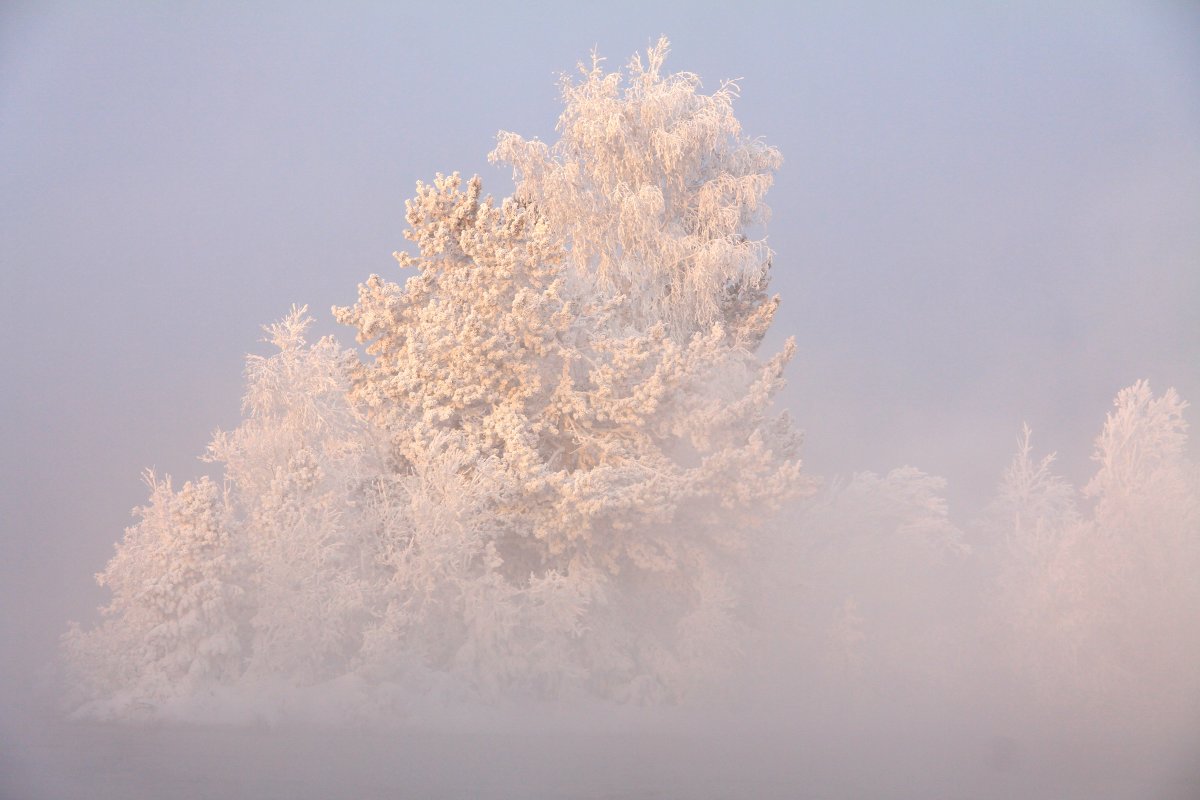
[64,40,809,713]
[336,41,809,698]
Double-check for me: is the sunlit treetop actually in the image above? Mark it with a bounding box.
[492,37,783,343]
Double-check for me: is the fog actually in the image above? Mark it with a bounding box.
[2,3,1198,798]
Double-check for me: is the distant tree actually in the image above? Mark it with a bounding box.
[987,382,1200,713]
[985,426,1093,698]
[777,467,968,689]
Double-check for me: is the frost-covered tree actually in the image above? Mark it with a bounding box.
[64,309,372,715]
[64,40,809,716]
[491,37,781,342]
[336,41,809,700]
[771,467,969,690]
[984,427,1093,698]
[987,382,1200,714]
[63,473,244,714]
[205,307,381,685]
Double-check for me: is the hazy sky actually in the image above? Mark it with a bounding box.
[1,1,1197,704]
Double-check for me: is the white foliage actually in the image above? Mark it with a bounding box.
[206,307,380,684]
[64,42,809,716]
[63,473,244,714]
[491,37,782,341]
[335,167,807,700]
[987,382,1200,714]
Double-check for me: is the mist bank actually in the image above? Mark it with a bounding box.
[36,376,1199,800]
[6,669,1199,800]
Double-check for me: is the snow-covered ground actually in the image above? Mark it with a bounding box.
[5,694,1196,800]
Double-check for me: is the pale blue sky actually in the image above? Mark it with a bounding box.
[2,1,1198,699]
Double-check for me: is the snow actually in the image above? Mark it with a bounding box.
[6,695,1198,800]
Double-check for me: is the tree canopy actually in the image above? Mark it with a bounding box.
[63,39,811,716]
